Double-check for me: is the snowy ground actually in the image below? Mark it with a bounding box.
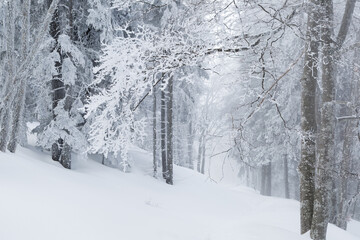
[0,146,359,240]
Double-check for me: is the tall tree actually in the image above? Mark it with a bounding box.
[7,0,31,153]
[311,0,356,239]
[0,0,15,152]
[166,76,174,185]
[161,86,167,179]
[299,0,320,234]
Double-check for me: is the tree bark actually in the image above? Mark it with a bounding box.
[260,164,266,195]
[187,120,194,169]
[166,76,174,185]
[299,0,320,234]
[311,1,356,239]
[284,155,290,199]
[7,0,31,153]
[266,161,272,196]
[311,2,334,238]
[49,0,71,169]
[197,130,204,173]
[161,85,167,179]
[336,11,359,230]
[200,137,205,174]
[153,86,157,177]
[336,122,351,229]
[0,1,16,152]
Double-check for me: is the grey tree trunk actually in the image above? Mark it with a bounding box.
[200,137,205,174]
[311,1,356,239]
[311,2,335,238]
[166,76,174,185]
[7,0,31,153]
[153,87,157,177]
[0,1,15,152]
[260,165,266,195]
[284,155,290,199]
[338,22,360,230]
[336,122,351,230]
[187,121,194,169]
[299,0,321,233]
[266,161,271,196]
[261,162,271,196]
[161,86,167,179]
[197,130,204,173]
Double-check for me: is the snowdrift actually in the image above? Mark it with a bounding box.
[0,146,359,240]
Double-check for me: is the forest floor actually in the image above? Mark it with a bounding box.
[0,145,359,240]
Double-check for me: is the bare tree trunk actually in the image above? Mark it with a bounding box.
[336,21,360,230]
[284,155,290,199]
[153,87,157,177]
[0,1,15,152]
[299,0,320,233]
[351,182,360,218]
[7,0,31,153]
[260,164,266,195]
[311,1,356,239]
[161,86,167,179]
[311,3,335,238]
[197,130,204,173]
[166,76,173,185]
[336,121,351,229]
[200,137,205,174]
[266,161,272,196]
[187,121,194,169]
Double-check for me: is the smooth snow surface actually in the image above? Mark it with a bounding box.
[348,220,360,238]
[0,146,359,240]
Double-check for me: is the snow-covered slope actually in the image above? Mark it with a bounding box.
[0,147,358,240]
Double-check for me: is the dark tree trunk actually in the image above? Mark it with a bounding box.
[166,76,174,185]
[0,1,15,152]
[284,155,290,199]
[161,86,167,179]
[49,0,71,169]
[260,165,266,195]
[153,87,157,177]
[200,138,205,174]
[266,161,272,196]
[299,0,320,234]
[187,121,194,169]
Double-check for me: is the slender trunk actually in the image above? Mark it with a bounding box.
[266,161,272,196]
[187,120,194,169]
[197,131,204,173]
[260,164,266,195]
[153,87,157,177]
[166,76,173,185]
[161,86,167,179]
[299,0,320,234]
[0,1,15,152]
[336,19,360,230]
[284,155,290,199]
[337,123,351,229]
[352,182,360,218]
[200,137,205,174]
[8,0,31,153]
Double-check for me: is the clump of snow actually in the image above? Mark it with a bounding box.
[0,146,358,240]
